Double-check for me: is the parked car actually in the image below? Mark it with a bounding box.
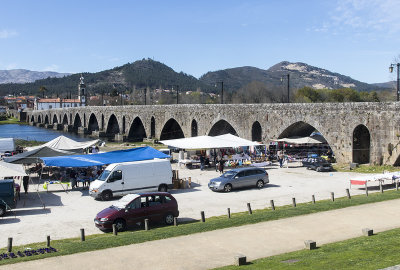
[94,192,179,232]
[208,167,269,192]
[0,179,17,216]
[308,160,333,172]
[302,157,325,168]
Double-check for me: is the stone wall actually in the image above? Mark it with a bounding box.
[26,102,400,165]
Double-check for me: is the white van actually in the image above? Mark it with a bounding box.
[89,159,172,200]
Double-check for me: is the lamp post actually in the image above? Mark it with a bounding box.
[389,63,400,102]
[143,87,147,105]
[171,85,179,104]
[281,74,290,103]
[215,81,224,104]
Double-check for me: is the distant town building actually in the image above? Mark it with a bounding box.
[3,96,35,111]
[34,75,87,110]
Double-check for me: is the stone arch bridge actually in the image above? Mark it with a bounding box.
[26,102,400,165]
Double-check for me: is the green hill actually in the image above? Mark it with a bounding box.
[0,59,212,97]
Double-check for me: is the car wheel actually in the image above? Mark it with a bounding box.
[165,213,174,225]
[256,180,264,189]
[224,184,232,192]
[0,205,5,217]
[316,167,321,172]
[101,190,113,201]
[113,219,126,232]
[159,184,168,192]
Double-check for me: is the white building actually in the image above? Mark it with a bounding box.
[34,74,88,110]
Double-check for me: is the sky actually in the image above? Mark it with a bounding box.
[1,0,400,84]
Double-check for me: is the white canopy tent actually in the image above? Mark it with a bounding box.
[0,161,27,178]
[4,146,75,164]
[27,135,99,153]
[159,134,261,150]
[274,135,326,144]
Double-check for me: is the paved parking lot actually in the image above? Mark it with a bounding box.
[0,162,380,248]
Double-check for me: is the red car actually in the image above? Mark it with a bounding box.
[94,192,179,232]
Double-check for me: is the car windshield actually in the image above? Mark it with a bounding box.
[222,171,237,178]
[98,170,111,181]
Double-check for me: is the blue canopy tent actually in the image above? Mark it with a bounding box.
[41,146,170,167]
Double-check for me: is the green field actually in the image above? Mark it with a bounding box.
[216,227,400,270]
[2,189,400,266]
[0,117,24,125]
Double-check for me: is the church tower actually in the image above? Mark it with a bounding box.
[78,74,87,106]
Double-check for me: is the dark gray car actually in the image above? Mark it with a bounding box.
[208,167,269,192]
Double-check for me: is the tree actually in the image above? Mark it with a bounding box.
[39,86,47,98]
[231,81,280,103]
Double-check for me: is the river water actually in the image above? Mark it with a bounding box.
[0,124,90,142]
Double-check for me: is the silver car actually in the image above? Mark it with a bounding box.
[208,167,269,192]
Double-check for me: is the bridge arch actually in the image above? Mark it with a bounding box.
[352,124,370,164]
[251,121,262,141]
[106,114,120,138]
[62,114,68,125]
[278,121,317,139]
[208,119,238,136]
[44,115,49,124]
[128,117,147,142]
[160,118,184,140]
[87,113,99,133]
[191,119,198,137]
[73,113,82,132]
[277,120,332,156]
[30,115,34,123]
[52,114,58,124]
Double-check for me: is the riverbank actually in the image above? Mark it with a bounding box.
[0,117,27,125]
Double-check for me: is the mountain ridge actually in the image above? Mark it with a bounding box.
[0,59,389,97]
[0,69,71,84]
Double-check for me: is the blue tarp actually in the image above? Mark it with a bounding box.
[41,146,170,167]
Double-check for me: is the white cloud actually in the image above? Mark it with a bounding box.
[5,63,18,69]
[332,0,400,33]
[42,64,59,72]
[311,0,400,38]
[0,30,18,39]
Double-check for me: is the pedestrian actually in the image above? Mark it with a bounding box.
[218,159,225,174]
[278,151,284,168]
[199,155,205,171]
[22,175,29,194]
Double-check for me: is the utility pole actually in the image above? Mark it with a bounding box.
[389,63,400,101]
[146,87,148,105]
[215,81,224,104]
[281,74,290,103]
[176,85,179,104]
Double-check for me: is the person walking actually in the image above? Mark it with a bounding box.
[22,175,29,194]
[278,151,284,168]
[200,155,205,171]
[218,159,225,174]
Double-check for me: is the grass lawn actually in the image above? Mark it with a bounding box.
[2,189,400,266]
[216,226,400,270]
[333,164,400,173]
[0,117,25,125]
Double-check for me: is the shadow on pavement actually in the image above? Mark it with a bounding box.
[13,208,51,217]
[18,191,64,208]
[0,217,21,224]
